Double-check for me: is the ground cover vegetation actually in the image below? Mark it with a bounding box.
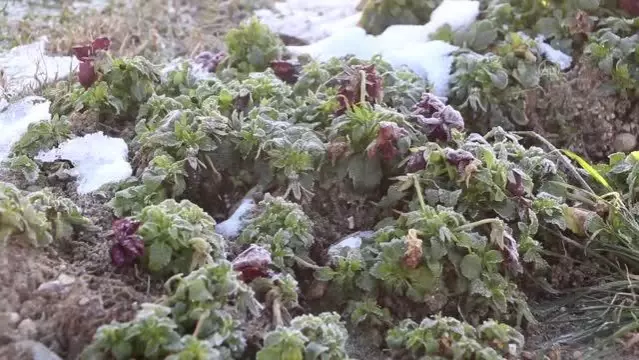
[2,0,639,359]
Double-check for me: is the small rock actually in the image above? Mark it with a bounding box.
[17,319,37,339]
[77,297,90,306]
[613,132,637,153]
[7,312,20,327]
[36,273,76,295]
[0,340,62,360]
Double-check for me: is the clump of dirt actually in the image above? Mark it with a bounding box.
[526,60,639,161]
[0,243,155,359]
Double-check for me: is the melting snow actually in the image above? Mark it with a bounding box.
[255,0,361,43]
[35,132,132,194]
[216,198,257,240]
[0,96,51,161]
[328,230,375,256]
[285,0,481,96]
[0,37,78,100]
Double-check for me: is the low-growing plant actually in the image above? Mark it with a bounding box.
[0,182,91,247]
[80,303,221,360]
[222,17,285,74]
[358,0,442,36]
[385,314,525,359]
[134,199,226,275]
[256,312,352,360]
[163,261,262,357]
[585,16,639,95]
[238,194,316,272]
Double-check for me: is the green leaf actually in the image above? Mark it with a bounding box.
[148,242,173,272]
[561,149,612,190]
[460,253,482,280]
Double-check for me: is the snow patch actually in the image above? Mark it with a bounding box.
[518,33,573,70]
[0,96,51,161]
[255,0,361,43]
[287,0,480,96]
[328,230,375,256]
[216,198,257,240]
[35,132,132,194]
[0,37,78,100]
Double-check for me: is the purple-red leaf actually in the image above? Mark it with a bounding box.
[411,94,464,142]
[78,62,98,89]
[92,37,111,52]
[406,150,427,172]
[506,169,526,197]
[232,244,273,283]
[194,51,227,73]
[335,64,383,115]
[110,218,144,267]
[270,60,300,84]
[367,121,407,161]
[72,45,92,61]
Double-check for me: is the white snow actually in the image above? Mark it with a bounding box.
[328,230,375,256]
[286,0,481,96]
[0,96,52,161]
[255,0,361,43]
[35,132,133,194]
[216,198,257,240]
[518,32,573,70]
[0,37,79,100]
[534,36,573,70]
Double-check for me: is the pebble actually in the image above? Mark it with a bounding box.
[613,132,637,153]
[36,273,76,295]
[17,319,37,339]
[7,312,21,327]
[0,340,62,360]
[77,297,90,306]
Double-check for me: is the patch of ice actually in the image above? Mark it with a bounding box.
[518,33,573,70]
[286,0,480,96]
[1,0,109,22]
[534,36,573,70]
[0,96,51,161]
[216,198,257,240]
[0,37,78,100]
[328,230,375,256]
[255,0,361,43]
[35,132,133,194]
[160,58,216,83]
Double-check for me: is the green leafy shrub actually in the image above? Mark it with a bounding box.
[80,304,221,360]
[386,315,525,359]
[257,312,351,360]
[8,114,72,158]
[448,33,560,132]
[585,17,639,95]
[163,261,262,358]
[223,17,285,73]
[238,194,315,272]
[0,182,90,247]
[134,199,226,275]
[359,0,442,36]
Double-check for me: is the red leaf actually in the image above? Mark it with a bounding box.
[270,60,300,84]
[92,37,111,52]
[232,245,273,282]
[78,62,98,89]
[72,45,92,61]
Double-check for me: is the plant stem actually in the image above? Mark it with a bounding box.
[455,218,502,232]
[359,69,367,105]
[294,255,322,270]
[192,313,207,338]
[412,175,428,213]
[272,296,283,328]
